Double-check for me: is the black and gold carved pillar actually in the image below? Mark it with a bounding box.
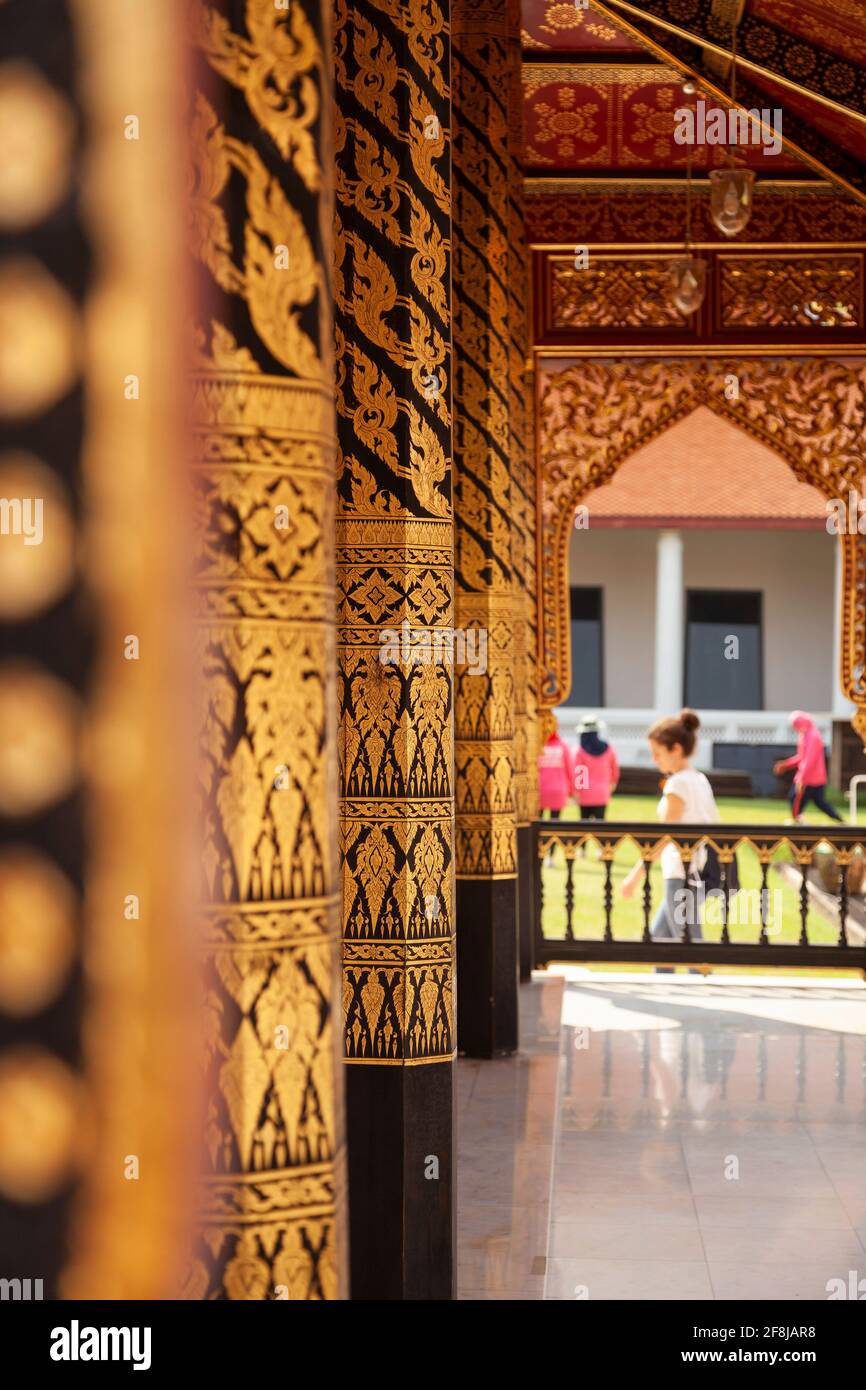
[453,0,518,1055]
[506,0,538,982]
[190,0,347,1299]
[334,0,456,1299]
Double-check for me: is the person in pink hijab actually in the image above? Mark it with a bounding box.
[572,715,619,820]
[538,719,575,820]
[773,711,843,822]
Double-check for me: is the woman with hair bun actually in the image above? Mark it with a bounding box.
[620,708,719,947]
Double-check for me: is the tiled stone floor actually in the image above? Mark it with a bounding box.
[457,970,866,1301]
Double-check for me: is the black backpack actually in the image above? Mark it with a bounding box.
[690,843,740,894]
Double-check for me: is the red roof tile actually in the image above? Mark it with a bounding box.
[582,406,829,527]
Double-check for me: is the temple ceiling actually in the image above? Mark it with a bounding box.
[523,0,866,212]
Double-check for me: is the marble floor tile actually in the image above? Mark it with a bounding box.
[693,1192,854,1230]
[457,1288,544,1301]
[827,1180,866,1227]
[550,1217,705,1262]
[699,1225,865,1267]
[545,1257,714,1301]
[707,1262,849,1301]
[458,975,866,1303]
[545,1191,698,1225]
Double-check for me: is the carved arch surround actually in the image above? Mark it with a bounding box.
[538,357,866,736]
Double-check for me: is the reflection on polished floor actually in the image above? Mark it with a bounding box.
[457,972,866,1301]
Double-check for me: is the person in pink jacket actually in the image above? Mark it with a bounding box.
[538,720,575,819]
[773,710,842,822]
[573,715,619,819]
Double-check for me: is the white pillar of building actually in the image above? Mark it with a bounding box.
[653,529,685,714]
[832,538,856,717]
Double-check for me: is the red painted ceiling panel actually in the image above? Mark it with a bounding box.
[522,0,646,53]
[523,65,805,172]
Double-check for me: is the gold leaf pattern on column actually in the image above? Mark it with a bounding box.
[191,0,346,1299]
[453,0,518,880]
[335,0,455,1065]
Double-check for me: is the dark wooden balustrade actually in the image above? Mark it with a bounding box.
[531,821,866,972]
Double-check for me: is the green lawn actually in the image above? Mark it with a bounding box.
[540,792,862,950]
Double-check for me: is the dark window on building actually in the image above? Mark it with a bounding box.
[685,590,762,710]
[565,586,603,708]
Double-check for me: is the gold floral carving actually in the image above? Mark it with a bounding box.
[523,62,682,94]
[191,0,345,1299]
[335,0,455,1062]
[719,256,862,331]
[552,258,687,330]
[191,0,324,189]
[453,1,518,878]
[538,358,866,738]
[190,93,325,379]
[508,0,538,826]
[525,186,866,246]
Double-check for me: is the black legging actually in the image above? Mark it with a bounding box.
[790,782,843,822]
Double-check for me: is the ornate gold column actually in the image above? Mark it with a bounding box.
[189,0,346,1299]
[506,0,539,982]
[453,0,518,1055]
[334,0,456,1298]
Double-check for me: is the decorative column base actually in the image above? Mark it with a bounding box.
[517,824,534,981]
[346,1064,455,1300]
[457,879,519,1057]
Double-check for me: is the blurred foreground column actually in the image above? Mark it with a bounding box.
[63,0,199,1296]
[189,0,347,1298]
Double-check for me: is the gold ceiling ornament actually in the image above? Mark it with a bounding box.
[523,61,683,93]
[0,847,77,1016]
[537,356,866,740]
[0,61,75,229]
[0,259,79,419]
[0,1048,87,1203]
[719,254,862,331]
[552,256,690,329]
[0,453,76,619]
[0,662,79,816]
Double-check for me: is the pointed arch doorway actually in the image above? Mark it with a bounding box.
[537,356,866,746]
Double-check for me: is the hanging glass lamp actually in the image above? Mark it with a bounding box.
[669,254,707,315]
[709,167,754,237]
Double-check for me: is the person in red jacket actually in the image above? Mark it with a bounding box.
[538,719,575,820]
